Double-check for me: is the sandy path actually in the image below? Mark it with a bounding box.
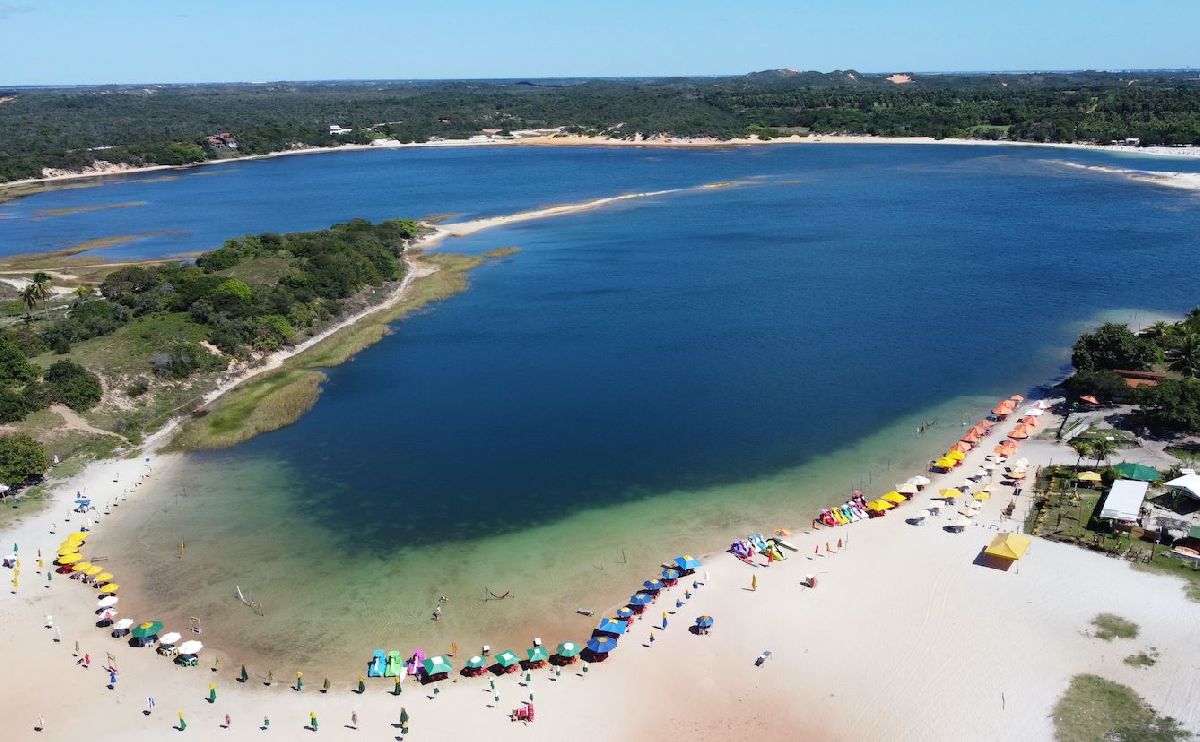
[3,395,1198,741]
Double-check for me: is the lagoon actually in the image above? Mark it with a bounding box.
[30,143,1200,674]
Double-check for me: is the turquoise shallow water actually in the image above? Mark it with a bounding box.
[59,144,1200,674]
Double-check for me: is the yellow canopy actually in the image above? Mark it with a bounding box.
[72,561,93,572]
[882,492,907,505]
[866,499,894,510]
[938,488,961,498]
[99,584,120,594]
[57,554,82,565]
[945,450,965,461]
[96,572,114,583]
[57,548,80,559]
[933,457,957,468]
[84,565,103,576]
[1077,471,1102,483]
[66,532,87,543]
[984,533,1031,561]
[973,491,991,501]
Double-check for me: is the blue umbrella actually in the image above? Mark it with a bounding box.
[674,555,703,571]
[661,569,681,580]
[642,579,665,592]
[629,592,653,606]
[695,615,714,629]
[615,607,634,619]
[595,618,627,636]
[586,636,617,654]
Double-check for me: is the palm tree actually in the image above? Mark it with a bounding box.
[1143,321,1174,343]
[1070,438,1092,466]
[1167,332,1200,379]
[30,271,52,302]
[1089,438,1119,467]
[18,284,39,321]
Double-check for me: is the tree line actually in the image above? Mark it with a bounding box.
[2,70,1199,182]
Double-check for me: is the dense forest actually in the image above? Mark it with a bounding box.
[1,70,1198,182]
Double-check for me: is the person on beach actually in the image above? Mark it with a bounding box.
[225,713,231,729]
[53,626,61,643]
[108,670,117,688]
[83,653,91,669]
[262,715,270,731]
[751,574,758,591]
[146,696,156,715]
[36,712,45,732]
[649,632,656,647]
[351,710,358,729]
[178,712,187,731]
[432,605,442,621]
[322,677,331,693]
[45,614,53,629]
[309,711,318,731]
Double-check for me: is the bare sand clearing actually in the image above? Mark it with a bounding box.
[3,396,1199,741]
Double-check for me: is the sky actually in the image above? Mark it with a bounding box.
[1,0,1197,86]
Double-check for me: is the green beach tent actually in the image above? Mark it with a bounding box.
[1113,463,1161,482]
[526,645,550,663]
[422,656,453,676]
[493,650,520,668]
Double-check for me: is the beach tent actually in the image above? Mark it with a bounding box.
[422,656,453,677]
[1112,463,1161,482]
[1077,471,1102,483]
[983,533,1031,561]
[1100,479,1149,522]
[1164,473,1200,501]
[527,645,550,664]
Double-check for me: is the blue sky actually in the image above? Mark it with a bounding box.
[1,0,1196,86]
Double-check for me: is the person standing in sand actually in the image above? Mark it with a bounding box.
[751,574,758,591]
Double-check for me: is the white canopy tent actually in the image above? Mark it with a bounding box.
[1164,472,1200,501]
[1100,479,1149,522]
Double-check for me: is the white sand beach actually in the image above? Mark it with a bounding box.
[4,394,1198,741]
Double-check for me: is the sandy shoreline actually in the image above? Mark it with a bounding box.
[3,133,1198,200]
[4,389,1198,740]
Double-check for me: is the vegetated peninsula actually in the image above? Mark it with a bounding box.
[2,69,1200,184]
[0,218,480,493]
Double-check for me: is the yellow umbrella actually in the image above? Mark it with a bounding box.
[945,450,966,462]
[866,499,894,510]
[983,533,1031,560]
[57,544,79,556]
[933,457,956,469]
[85,565,103,577]
[939,488,961,499]
[1077,471,1102,483]
[973,491,991,501]
[72,561,94,572]
[99,584,120,594]
[57,554,83,565]
[882,492,907,505]
[66,532,87,543]
[95,572,114,583]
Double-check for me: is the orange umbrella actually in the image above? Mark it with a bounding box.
[1009,395,1025,402]
[1019,416,1038,426]
[977,420,995,429]
[960,435,980,445]
[966,426,986,437]
[992,406,1010,416]
[1080,395,1100,405]
[1008,428,1030,440]
[950,441,971,453]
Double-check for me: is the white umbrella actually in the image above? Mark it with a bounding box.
[953,515,971,529]
[982,462,997,471]
[915,509,931,519]
[1015,458,1029,468]
[113,618,134,630]
[896,483,919,494]
[96,596,119,608]
[159,632,182,646]
[1022,408,1045,417]
[967,499,983,510]
[909,475,931,486]
[177,640,203,656]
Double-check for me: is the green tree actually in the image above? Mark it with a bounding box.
[1088,438,1119,467]
[42,360,103,411]
[31,272,52,301]
[0,332,37,387]
[1167,332,1200,379]
[18,284,39,320]
[1061,369,1128,402]
[1139,378,1200,433]
[1071,323,1159,372]
[0,434,50,485]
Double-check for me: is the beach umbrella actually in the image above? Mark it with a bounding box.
[131,620,163,639]
[56,545,79,556]
[642,579,664,592]
[113,618,134,630]
[465,655,486,670]
[422,656,452,676]
[72,561,93,573]
[555,641,581,658]
[974,491,991,501]
[1113,463,1161,482]
[57,554,82,565]
[526,645,549,663]
[95,572,114,583]
[615,607,635,620]
[596,618,627,636]
[629,592,653,606]
[945,450,965,462]
[178,640,203,656]
[865,499,894,511]
[882,492,907,505]
[695,615,714,629]
[84,565,103,577]
[493,650,520,669]
[896,483,919,494]
[66,532,87,543]
[586,636,617,655]
[914,509,931,520]
[159,632,182,646]
[910,475,931,486]
[1077,471,1102,483]
[99,584,119,594]
[673,555,702,571]
[661,568,681,580]
[96,595,119,609]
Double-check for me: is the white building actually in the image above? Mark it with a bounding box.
[329,125,353,136]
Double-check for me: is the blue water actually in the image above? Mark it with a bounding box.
[3,144,1200,260]
[33,144,1200,669]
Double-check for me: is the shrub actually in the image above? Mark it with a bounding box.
[0,332,37,387]
[1071,323,1159,372]
[151,340,228,379]
[43,360,103,411]
[0,389,27,423]
[0,433,49,485]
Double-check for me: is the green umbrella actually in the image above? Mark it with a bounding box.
[131,621,163,639]
[526,645,549,663]
[239,665,248,683]
[555,641,581,658]
[466,655,486,670]
[422,656,453,676]
[493,650,520,668]
[399,707,409,725]
[1112,463,1161,481]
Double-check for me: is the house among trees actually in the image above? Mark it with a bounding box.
[1113,369,1165,389]
[329,125,353,136]
[206,132,238,149]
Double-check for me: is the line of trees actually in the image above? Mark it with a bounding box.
[3,71,1199,182]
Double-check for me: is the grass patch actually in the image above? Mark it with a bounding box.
[37,311,210,375]
[170,252,483,450]
[482,246,521,259]
[219,255,293,284]
[1091,613,1140,641]
[1124,648,1159,668]
[1052,674,1188,742]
